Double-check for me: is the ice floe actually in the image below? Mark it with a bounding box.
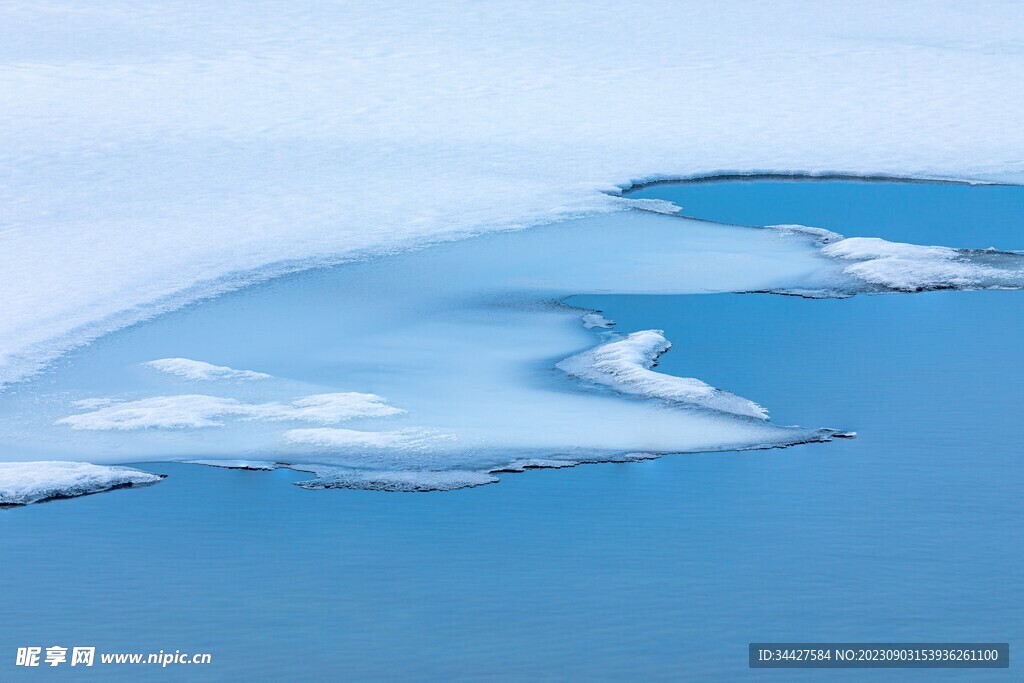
[764,229,1024,295]
[0,461,163,506]
[581,313,615,329]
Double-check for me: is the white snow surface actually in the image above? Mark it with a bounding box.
[145,358,271,381]
[2,1,1023,387]
[57,392,405,430]
[0,461,163,506]
[557,330,770,420]
[822,237,986,290]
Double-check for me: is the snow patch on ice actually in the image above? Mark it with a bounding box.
[822,237,959,262]
[818,236,1010,292]
[836,258,995,292]
[184,459,280,471]
[283,428,454,450]
[0,461,163,506]
[557,330,770,420]
[581,313,615,329]
[146,358,271,381]
[57,392,404,430]
[613,196,683,215]
[768,224,844,245]
[763,230,1024,294]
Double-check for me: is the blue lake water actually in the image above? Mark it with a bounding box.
[627,176,1024,247]
[3,178,1023,681]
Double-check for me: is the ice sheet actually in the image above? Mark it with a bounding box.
[3,194,1021,490]
[2,1,1023,387]
[0,211,847,490]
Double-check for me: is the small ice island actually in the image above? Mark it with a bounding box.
[0,461,164,507]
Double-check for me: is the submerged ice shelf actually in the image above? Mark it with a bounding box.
[2,179,1022,496]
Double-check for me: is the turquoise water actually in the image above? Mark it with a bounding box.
[3,178,1023,680]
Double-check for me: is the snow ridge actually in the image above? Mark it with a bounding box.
[557,330,769,420]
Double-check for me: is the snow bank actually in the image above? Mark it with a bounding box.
[557,330,769,419]
[145,358,270,381]
[0,461,163,506]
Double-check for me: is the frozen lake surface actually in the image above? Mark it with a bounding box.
[0,196,862,491]
[3,178,1022,680]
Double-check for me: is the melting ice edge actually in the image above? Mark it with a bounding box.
[4,196,1024,503]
